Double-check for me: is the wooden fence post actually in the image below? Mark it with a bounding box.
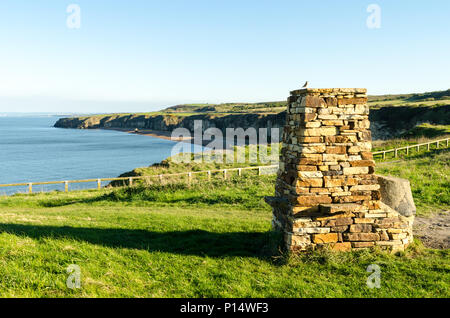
[223,169,227,179]
[28,183,32,194]
[258,167,262,175]
[188,172,192,186]
[207,171,211,181]
[394,149,398,158]
[238,168,242,176]
[97,179,101,190]
[65,181,69,193]
[129,177,133,187]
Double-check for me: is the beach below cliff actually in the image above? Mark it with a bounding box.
[96,127,268,149]
[102,127,191,142]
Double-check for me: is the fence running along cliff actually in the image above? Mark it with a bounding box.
[0,165,279,195]
[0,137,448,195]
[372,137,449,160]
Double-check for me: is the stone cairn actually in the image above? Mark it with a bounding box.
[266,88,414,253]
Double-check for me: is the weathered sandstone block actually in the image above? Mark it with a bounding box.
[376,175,416,217]
[312,233,339,243]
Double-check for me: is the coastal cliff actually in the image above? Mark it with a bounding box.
[54,112,286,137]
[54,105,450,140]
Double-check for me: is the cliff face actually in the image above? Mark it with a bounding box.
[369,105,449,139]
[54,112,287,136]
[55,114,189,131]
[54,105,449,140]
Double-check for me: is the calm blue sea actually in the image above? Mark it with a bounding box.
[0,116,183,195]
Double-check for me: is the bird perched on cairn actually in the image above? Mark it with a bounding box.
[302,81,309,88]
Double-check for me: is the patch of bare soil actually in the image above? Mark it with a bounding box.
[414,211,450,249]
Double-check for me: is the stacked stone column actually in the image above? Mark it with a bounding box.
[269,88,413,252]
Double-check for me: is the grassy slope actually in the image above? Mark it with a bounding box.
[114,146,279,182]
[0,152,448,297]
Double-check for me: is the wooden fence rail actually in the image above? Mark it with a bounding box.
[372,137,449,160]
[0,165,279,194]
[0,137,448,195]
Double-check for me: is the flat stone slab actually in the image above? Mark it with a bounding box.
[319,203,366,214]
[290,88,367,95]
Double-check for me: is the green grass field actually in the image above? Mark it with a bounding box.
[0,151,448,297]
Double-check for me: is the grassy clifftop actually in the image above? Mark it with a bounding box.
[164,89,450,113]
[56,89,450,119]
[368,89,450,105]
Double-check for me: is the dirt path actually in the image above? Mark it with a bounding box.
[414,211,450,249]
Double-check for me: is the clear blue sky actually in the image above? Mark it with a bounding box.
[0,0,449,113]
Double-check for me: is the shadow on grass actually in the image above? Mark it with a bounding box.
[0,223,283,260]
[37,182,268,208]
[39,192,249,208]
